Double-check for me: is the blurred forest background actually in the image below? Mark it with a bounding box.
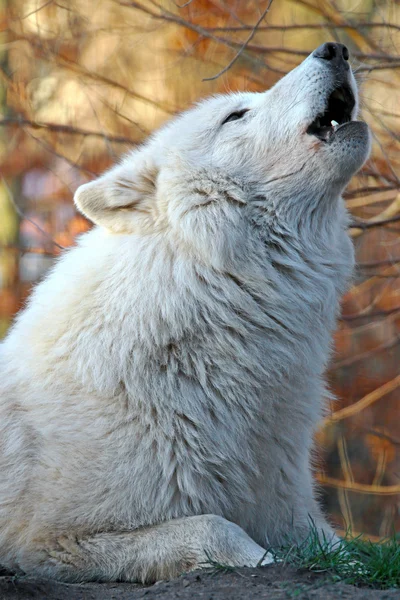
[1,0,400,540]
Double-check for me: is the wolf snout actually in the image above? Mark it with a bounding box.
[313,42,350,71]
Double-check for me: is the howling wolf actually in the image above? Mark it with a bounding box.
[0,42,370,582]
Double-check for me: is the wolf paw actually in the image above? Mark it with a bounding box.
[47,534,89,571]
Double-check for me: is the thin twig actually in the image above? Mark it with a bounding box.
[356,62,400,72]
[202,0,275,81]
[120,0,282,75]
[333,334,400,370]
[7,30,176,116]
[19,0,53,20]
[323,374,400,426]
[358,258,400,268]
[349,214,400,230]
[23,128,97,177]
[2,178,65,250]
[340,307,400,322]
[0,244,59,257]
[0,118,137,145]
[204,22,400,33]
[316,474,400,496]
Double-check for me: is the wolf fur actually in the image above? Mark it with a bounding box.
[0,48,370,582]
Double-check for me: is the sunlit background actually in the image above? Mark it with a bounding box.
[1,0,400,540]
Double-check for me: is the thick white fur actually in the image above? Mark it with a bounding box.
[0,50,370,583]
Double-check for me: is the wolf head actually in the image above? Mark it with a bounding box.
[74,42,370,244]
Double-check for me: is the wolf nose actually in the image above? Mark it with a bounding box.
[313,42,349,68]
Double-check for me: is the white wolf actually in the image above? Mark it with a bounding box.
[0,43,369,583]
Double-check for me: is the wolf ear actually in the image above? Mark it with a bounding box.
[74,153,158,233]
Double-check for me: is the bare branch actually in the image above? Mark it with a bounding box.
[355,62,400,72]
[350,214,400,230]
[236,46,400,63]
[333,334,400,370]
[204,22,400,33]
[0,244,59,257]
[19,0,53,20]
[344,186,399,199]
[2,178,65,250]
[358,258,400,269]
[6,30,176,116]
[316,474,400,496]
[323,374,400,426]
[0,118,138,145]
[340,307,400,322]
[202,0,275,81]
[120,0,284,76]
[22,127,97,176]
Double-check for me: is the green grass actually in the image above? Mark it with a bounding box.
[200,522,400,589]
[272,526,400,589]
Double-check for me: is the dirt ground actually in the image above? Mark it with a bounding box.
[0,565,398,600]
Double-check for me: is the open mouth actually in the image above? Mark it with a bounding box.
[306,85,355,142]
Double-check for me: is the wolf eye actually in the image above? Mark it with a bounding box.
[222,109,249,125]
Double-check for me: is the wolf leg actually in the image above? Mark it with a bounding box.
[19,514,273,583]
